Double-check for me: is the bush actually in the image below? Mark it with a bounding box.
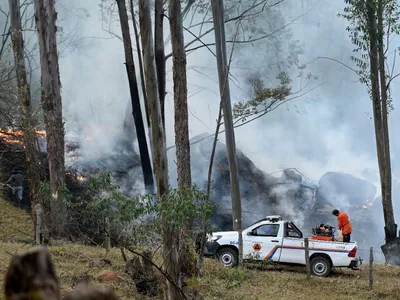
[37,172,217,250]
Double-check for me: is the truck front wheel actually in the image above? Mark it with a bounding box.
[310,256,332,277]
[217,248,238,267]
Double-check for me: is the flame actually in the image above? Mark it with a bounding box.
[362,205,368,209]
[0,128,46,145]
[71,156,79,160]
[85,137,92,141]
[76,175,85,181]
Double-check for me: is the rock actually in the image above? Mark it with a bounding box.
[63,283,120,300]
[96,270,118,283]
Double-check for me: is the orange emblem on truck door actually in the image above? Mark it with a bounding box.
[253,243,262,252]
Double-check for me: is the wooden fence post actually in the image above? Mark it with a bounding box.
[35,204,42,245]
[304,237,311,279]
[105,217,110,253]
[369,246,374,289]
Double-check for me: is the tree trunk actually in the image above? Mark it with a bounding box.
[8,0,41,237]
[115,0,154,194]
[196,103,223,275]
[34,0,66,237]
[211,0,243,265]
[154,0,166,130]
[129,1,153,169]
[169,0,194,280]
[377,0,396,244]
[169,0,192,190]
[130,0,149,128]
[138,0,180,298]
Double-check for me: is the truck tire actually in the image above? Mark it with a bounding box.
[217,248,238,267]
[310,256,332,277]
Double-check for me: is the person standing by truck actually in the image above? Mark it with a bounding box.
[332,209,352,242]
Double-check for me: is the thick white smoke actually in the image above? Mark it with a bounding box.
[7,0,399,261]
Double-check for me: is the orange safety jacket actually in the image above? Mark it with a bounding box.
[338,212,352,235]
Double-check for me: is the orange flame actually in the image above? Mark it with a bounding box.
[0,128,46,145]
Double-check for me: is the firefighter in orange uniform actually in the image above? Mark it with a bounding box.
[332,209,352,242]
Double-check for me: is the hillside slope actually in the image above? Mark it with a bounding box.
[0,198,399,300]
[0,199,33,241]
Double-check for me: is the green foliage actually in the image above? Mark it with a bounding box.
[38,172,216,248]
[38,181,71,210]
[219,267,249,288]
[233,71,292,121]
[87,174,216,248]
[158,184,214,231]
[339,0,400,89]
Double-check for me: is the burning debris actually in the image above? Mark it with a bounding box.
[0,127,144,199]
[0,128,46,150]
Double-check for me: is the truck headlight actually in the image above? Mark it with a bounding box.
[209,235,222,242]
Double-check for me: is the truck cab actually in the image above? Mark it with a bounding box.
[204,215,359,277]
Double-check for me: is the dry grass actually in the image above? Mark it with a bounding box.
[0,198,400,299]
[0,200,33,241]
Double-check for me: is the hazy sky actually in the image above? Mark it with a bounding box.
[40,0,400,193]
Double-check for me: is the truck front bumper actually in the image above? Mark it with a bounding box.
[204,241,220,257]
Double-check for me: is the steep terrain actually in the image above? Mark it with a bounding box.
[0,198,399,300]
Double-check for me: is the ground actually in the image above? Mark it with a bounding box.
[0,199,399,300]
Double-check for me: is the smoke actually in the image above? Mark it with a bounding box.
[5,0,398,260]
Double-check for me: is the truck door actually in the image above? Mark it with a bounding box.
[279,222,304,263]
[243,223,283,262]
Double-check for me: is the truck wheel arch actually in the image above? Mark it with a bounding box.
[217,245,238,255]
[310,253,332,266]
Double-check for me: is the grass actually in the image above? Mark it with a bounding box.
[0,200,33,241]
[1,198,400,299]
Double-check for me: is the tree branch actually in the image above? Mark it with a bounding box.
[173,5,310,58]
[166,82,323,152]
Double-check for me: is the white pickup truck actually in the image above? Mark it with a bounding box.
[204,215,359,277]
